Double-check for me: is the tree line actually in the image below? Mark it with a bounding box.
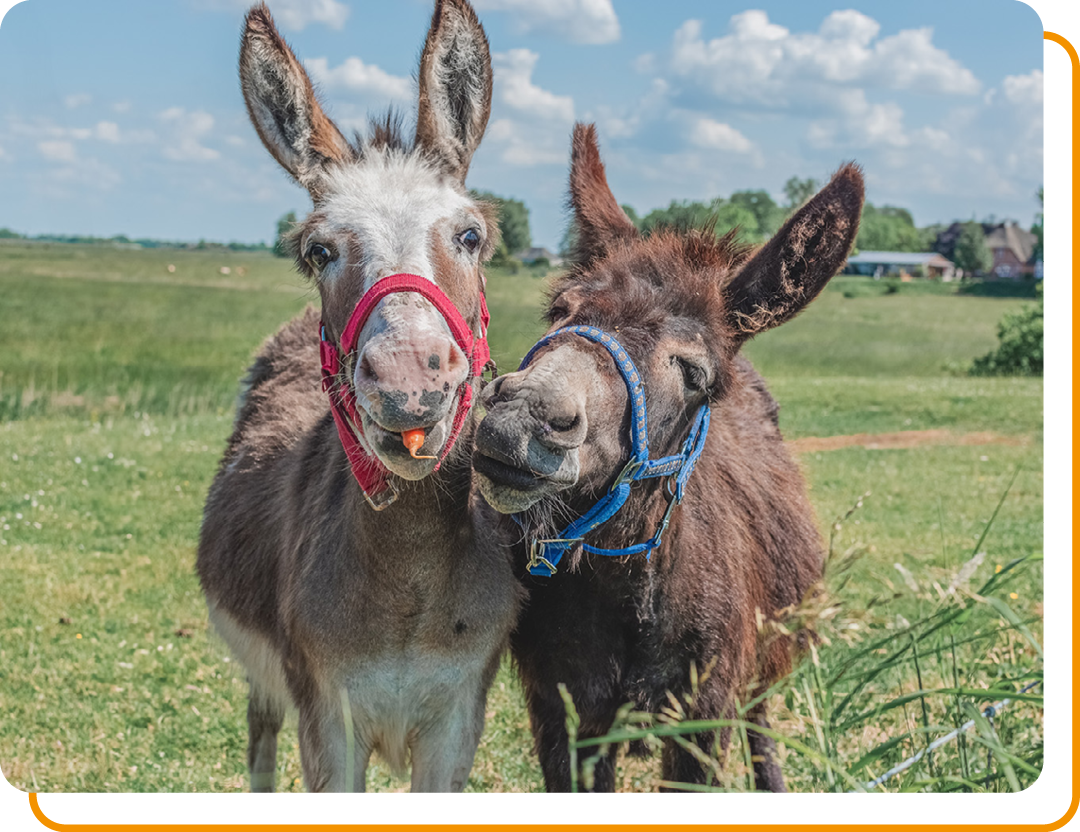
[0,226,271,252]
[271,180,1044,278]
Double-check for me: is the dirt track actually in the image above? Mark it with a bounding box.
[787,429,1030,454]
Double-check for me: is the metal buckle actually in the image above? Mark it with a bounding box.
[527,537,584,575]
[363,481,399,511]
[651,485,682,549]
[611,458,644,491]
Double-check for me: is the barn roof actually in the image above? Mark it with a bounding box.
[847,251,953,266]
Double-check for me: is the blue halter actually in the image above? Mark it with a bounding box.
[512,325,710,577]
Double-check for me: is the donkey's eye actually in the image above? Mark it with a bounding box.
[674,357,708,392]
[306,243,335,270]
[457,228,482,254]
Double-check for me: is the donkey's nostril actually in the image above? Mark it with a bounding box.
[484,375,508,405]
[358,355,378,384]
[546,415,579,433]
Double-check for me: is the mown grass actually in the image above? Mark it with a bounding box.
[0,242,1042,792]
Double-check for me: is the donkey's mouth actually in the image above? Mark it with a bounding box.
[472,451,546,491]
[361,412,451,478]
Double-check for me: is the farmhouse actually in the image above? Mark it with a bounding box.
[934,221,1038,279]
[983,223,1038,278]
[514,246,563,266]
[844,250,956,279]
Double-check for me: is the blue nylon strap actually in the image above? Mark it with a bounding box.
[512,326,711,577]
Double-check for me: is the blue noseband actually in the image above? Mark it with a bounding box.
[512,325,710,577]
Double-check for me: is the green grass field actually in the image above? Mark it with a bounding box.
[0,240,1042,792]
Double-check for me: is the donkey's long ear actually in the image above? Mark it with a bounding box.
[239,3,351,191]
[415,0,492,183]
[724,163,864,341]
[569,123,638,265]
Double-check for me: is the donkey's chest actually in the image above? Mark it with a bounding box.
[287,535,515,664]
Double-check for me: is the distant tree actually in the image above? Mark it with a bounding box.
[710,199,758,240]
[953,220,993,276]
[783,176,818,209]
[856,204,924,252]
[918,222,948,252]
[1031,186,1044,262]
[273,211,297,258]
[470,190,531,255]
[640,199,715,235]
[620,203,640,228]
[640,197,759,244]
[0,227,22,239]
[729,189,784,239]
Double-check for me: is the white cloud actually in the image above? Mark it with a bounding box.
[64,93,92,109]
[485,50,575,167]
[688,117,754,154]
[634,53,656,75]
[159,108,220,162]
[866,28,980,95]
[48,157,122,191]
[473,0,619,45]
[493,50,575,122]
[487,118,567,166]
[94,122,121,143]
[1002,68,1071,148]
[589,78,670,141]
[112,101,132,114]
[304,57,412,101]
[271,0,348,31]
[196,0,348,31]
[668,10,979,110]
[859,102,908,147]
[38,141,77,162]
[992,70,1043,183]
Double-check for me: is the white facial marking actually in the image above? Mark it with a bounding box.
[318,148,476,288]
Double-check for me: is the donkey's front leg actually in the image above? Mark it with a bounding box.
[297,704,371,792]
[409,695,486,792]
[247,688,285,792]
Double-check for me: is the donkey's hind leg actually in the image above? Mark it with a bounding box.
[248,688,284,792]
[659,727,719,791]
[747,704,786,793]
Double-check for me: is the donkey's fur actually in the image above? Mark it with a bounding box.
[474,124,864,791]
[197,1,521,793]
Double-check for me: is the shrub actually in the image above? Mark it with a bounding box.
[970,301,1043,376]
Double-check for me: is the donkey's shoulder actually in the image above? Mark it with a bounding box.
[222,306,327,470]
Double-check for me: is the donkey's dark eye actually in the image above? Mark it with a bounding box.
[306,243,335,270]
[457,228,482,254]
[674,357,708,392]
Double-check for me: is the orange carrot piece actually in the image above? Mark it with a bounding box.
[402,428,435,459]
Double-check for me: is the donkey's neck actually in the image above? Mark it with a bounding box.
[340,413,479,566]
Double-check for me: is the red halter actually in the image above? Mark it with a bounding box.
[319,273,491,510]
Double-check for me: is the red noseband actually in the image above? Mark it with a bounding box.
[319,273,491,510]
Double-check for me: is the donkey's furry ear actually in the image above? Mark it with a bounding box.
[568,123,638,265]
[724,163,864,341]
[239,3,351,191]
[415,0,493,183]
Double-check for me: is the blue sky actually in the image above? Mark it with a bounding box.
[0,0,1044,249]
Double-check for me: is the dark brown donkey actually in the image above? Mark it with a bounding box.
[473,124,864,791]
[197,1,520,792]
